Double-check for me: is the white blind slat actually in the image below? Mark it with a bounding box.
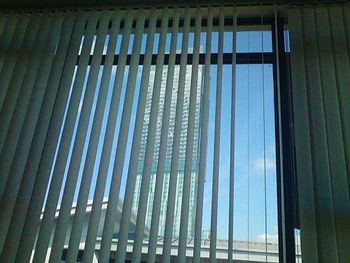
[108,10,146,261]
[193,8,212,262]
[0,15,40,156]
[162,7,191,263]
[45,13,100,263]
[132,9,168,261]
[315,6,350,261]
[80,12,123,263]
[15,14,82,263]
[228,7,237,263]
[0,15,54,219]
[0,14,12,71]
[0,15,22,102]
[32,13,94,263]
[0,15,6,39]
[210,7,224,261]
[6,14,64,188]
[327,7,350,261]
[62,11,114,263]
[289,5,350,261]
[116,10,157,262]
[0,14,63,262]
[0,13,40,254]
[132,9,169,262]
[93,11,134,262]
[98,10,146,262]
[302,8,338,260]
[343,5,350,193]
[0,16,32,176]
[49,12,111,263]
[2,14,73,263]
[329,7,350,175]
[147,10,179,263]
[289,8,319,261]
[178,7,202,261]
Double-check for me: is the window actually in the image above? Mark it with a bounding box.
[0,6,288,263]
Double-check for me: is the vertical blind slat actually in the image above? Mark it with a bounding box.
[315,7,350,262]
[344,6,350,55]
[55,12,109,262]
[62,12,113,263]
[32,13,95,263]
[46,13,101,263]
[288,7,320,262]
[193,8,212,262]
[0,17,5,71]
[0,15,40,155]
[0,14,53,175]
[49,12,111,263]
[178,7,202,262]
[81,11,123,263]
[0,16,54,234]
[0,15,6,39]
[162,7,191,263]
[130,8,165,263]
[289,6,350,261]
[228,7,237,263]
[116,10,157,263]
[329,7,350,178]
[343,5,350,192]
[93,10,134,262]
[6,14,64,195]
[147,10,179,263]
[0,15,34,197]
[301,8,339,260]
[210,7,224,262]
[0,14,16,71]
[327,7,350,261]
[0,14,63,262]
[2,14,73,263]
[0,13,53,243]
[101,10,145,261]
[0,12,43,250]
[15,14,81,263]
[99,10,145,262]
[0,15,23,110]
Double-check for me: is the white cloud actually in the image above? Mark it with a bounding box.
[256,233,279,244]
[253,157,276,172]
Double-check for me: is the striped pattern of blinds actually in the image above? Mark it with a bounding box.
[0,7,240,262]
[288,5,350,262]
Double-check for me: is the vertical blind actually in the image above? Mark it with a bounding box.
[0,5,281,263]
[288,5,350,262]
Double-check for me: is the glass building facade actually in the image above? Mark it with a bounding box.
[132,65,203,237]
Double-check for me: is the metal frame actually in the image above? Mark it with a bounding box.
[272,16,297,263]
[80,17,275,66]
[84,52,275,65]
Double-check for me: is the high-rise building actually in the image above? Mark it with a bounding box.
[132,64,203,238]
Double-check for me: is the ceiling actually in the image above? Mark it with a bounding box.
[0,0,347,9]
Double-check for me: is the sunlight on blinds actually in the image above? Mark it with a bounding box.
[0,6,280,262]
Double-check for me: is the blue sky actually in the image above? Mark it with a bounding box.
[48,29,279,245]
